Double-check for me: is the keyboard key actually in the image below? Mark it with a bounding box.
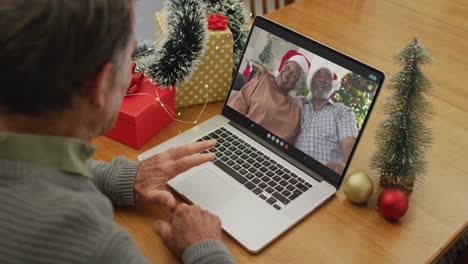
[242,163,250,169]
[236,159,245,164]
[296,183,309,192]
[276,170,285,176]
[244,181,256,190]
[244,148,252,154]
[213,160,247,184]
[238,145,246,150]
[245,173,254,180]
[271,160,277,165]
[235,150,243,156]
[284,168,291,174]
[289,178,298,185]
[305,182,313,188]
[269,165,278,172]
[273,176,281,182]
[266,171,275,177]
[218,138,225,143]
[259,167,268,173]
[273,204,281,210]
[266,197,277,205]
[233,164,241,171]
[253,188,262,195]
[256,157,265,163]
[259,182,267,189]
[286,185,295,191]
[226,160,235,166]
[241,154,249,160]
[272,192,290,205]
[218,146,226,152]
[290,173,298,178]
[265,187,275,194]
[254,172,263,178]
[251,153,259,159]
[231,155,239,161]
[263,161,271,167]
[221,156,229,162]
[202,136,211,140]
[259,194,267,200]
[289,189,303,200]
[253,162,262,168]
[283,174,291,180]
[261,176,270,183]
[239,169,247,175]
[247,158,255,164]
[248,167,257,173]
[225,150,233,156]
[281,190,291,197]
[252,178,261,184]
[274,185,284,192]
[268,181,277,187]
[298,178,305,183]
[279,180,288,186]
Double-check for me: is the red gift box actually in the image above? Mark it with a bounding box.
[105,78,175,149]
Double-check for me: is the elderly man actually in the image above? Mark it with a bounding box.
[228,50,311,144]
[0,1,234,263]
[295,67,358,174]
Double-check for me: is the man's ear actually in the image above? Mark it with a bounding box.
[86,62,114,109]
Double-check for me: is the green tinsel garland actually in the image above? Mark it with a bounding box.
[134,0,248,87]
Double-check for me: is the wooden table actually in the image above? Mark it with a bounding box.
[93,0,468,263]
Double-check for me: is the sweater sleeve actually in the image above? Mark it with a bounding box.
[227,74,261,115]
[182,239,235,264]
[86,157,140,207]
[91,223,150,264]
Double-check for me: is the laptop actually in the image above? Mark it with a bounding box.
[138,16,385,253]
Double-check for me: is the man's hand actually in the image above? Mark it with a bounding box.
[154,203,223,258]
[134,140,216,208]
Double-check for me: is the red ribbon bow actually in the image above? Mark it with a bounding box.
[208,13,228,30]
[128,62,144,94]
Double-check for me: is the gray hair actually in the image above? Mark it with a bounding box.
[0,0,133,114]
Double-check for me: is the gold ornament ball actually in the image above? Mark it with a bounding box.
[343,172,374,204]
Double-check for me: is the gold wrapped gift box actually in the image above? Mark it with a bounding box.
[154,11,233,107]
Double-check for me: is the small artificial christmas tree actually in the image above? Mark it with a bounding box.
[371,37,433,194]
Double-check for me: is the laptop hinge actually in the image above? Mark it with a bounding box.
[228,120,326,183]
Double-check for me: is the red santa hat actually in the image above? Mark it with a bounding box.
[278,49,311,78]
[307,66,340,92]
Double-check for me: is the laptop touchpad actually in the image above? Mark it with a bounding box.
[177,168,239,211]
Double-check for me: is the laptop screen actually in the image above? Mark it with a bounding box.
[223,17,384,187]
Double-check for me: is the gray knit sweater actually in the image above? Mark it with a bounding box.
[0,132,234,264]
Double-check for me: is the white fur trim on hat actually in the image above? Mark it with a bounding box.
[287,55,310,76]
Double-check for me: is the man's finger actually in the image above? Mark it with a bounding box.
[154,220,172,242]
[174,153,215,175]
[145,190,176,209]
[168,140,217,160]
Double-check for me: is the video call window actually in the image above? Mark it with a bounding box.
[227,27,379,176]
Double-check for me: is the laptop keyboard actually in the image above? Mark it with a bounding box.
[196,127,313,210]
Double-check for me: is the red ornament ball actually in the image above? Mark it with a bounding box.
[377,188,409,221]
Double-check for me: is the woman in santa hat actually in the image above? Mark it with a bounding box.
[228,50,311,144]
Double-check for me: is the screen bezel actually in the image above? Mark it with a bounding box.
[222,16,385,188]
